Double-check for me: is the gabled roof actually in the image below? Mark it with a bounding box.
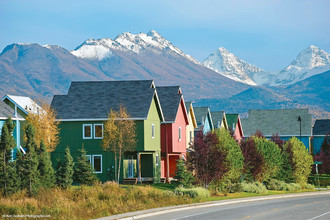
[185,102,197,128]
[157,86,185,123]
[313,119,330,135]
[241,109,312,137]
[211,111,228,129]
[0,100,24,120]
[194,107,213,130]
[2,94,42,115]
[226,114,239,129]
[51,80,164,121]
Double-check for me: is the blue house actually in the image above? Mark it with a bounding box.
[193,107,213,135]
[241,109,312,151]
[312,119,330,154]
[0,100,25,157]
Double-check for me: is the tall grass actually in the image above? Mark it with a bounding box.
[0,182,198,219]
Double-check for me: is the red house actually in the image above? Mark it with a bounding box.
[157,86,189,182]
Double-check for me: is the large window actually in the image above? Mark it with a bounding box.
[85,154,102,173]
[93,155,102,173]
[179,127,182,140]
[152,124,155,138]
[83,124,92,139]
[94,124,103,139]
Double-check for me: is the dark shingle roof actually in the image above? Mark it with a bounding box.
[313,119,330,135]
[157,86,182,122]
[51,80,160,120]
[194,107,210,127]
[241,109,312,136]
[226,114,239,129]
[211,111,225,129]
[0,100,24,119]
[185,102,191,115]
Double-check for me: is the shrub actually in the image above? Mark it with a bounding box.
[301,183,315,190]
[241,181,267,194]
[174,187,210,198]
[266,179,301,191]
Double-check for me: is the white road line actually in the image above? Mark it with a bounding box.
[308,211,330,220]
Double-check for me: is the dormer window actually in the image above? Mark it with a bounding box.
[217,121,220,128]
[202,117,204,125]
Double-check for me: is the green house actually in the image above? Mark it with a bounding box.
[51,80,164,183]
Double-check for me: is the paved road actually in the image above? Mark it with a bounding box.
[140,193,330,220]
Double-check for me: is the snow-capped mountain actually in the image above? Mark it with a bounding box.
[72,30,200,65]
[266,45,330,86]
[203,47,267,86]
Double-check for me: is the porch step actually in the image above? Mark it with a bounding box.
[123,178,138,185]
[160,178,166,183]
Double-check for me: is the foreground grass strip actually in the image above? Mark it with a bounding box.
[0,182,318,220]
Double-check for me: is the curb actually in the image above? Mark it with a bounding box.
[95,191,330,220]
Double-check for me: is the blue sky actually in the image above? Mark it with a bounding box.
[1,0,329,71]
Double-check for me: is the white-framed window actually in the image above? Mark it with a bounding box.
[179,127,182,140]
[85,155,91,164]
[151,124,155,138]
[83,124,92,139]
[93,155,102,173]
[94,124,103,139]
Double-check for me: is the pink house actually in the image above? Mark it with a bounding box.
[157,86,189,182]
[226,114,244,143]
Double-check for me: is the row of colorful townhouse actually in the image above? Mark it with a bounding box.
[0,80,329,183]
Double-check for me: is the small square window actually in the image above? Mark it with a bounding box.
[94,124,103,139]
[152,124,155,138]
[83,124,92,139]
[93,155,102,173]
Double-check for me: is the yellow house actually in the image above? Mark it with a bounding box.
[185,102,197,149]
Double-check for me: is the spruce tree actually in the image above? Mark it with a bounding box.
[0,118,17,196]
[56,147,74,188]
[38,141,55,188]
[174,158,194,188]
[74,147,97,185]
[21,123,40,196]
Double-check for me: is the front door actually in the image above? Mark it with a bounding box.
[127,156,134,178]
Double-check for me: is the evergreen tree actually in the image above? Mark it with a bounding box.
[56,147,74,188]
[174,158,194,188]
[38,141,55,188]
[6,160,21,194]
[21,123,40,196]
[74,147,97,185]
[0,118,17,196]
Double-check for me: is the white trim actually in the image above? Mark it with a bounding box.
[243,135,312,138]
[93,124,103,139]
[93,155,102,173]
[55,117,146,122]
[312,135,326,137]
[20,146,26,155]
[151,124,155,138]
[83,124,92,139]
[0,117,25,121]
